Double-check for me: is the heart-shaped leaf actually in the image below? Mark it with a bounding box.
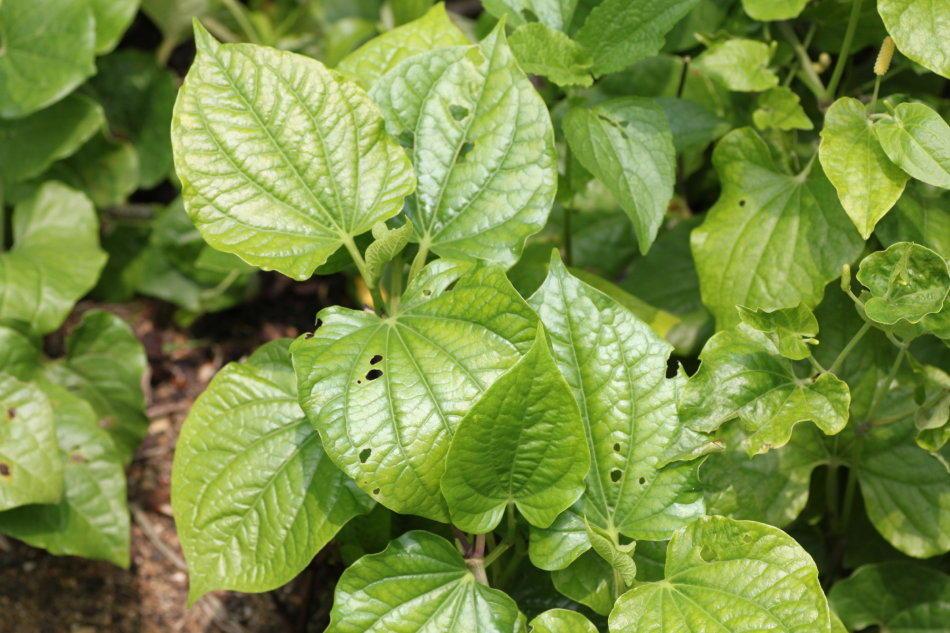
[327,530,525,633]
[171,22,416,280]
[442,326,590,533]
[878,0,950,78]
[857,241,950,325]
[370,25,557,266]
[292,264,537,521]
[874,102,950,189]
[172,340,373,602]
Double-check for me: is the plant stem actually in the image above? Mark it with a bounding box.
[839,468,858,531]
[219,0,261,43]
[777,22,827,104]
[155,36,176,65]
[0,182,6,252]
[466,534,489,586]
[864,342,908,423]
[483,541,511,568]
[869,74,882,112]
[825,463,840,527]
[563,206,573,266]
[825,0,865,101]
[342,235,385,314]
[408,238,430,284]
[827,322,871,374]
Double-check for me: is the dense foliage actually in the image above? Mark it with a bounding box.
[1,0,948,631]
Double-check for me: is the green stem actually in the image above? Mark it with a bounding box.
[155,36,176,65]
[778,22,827,104]
[0,182,6,252]
[864,343,908,423]
[827,322,871,374]
[218,0,261,43]
[408,238,430,284]
[342,235,385,315]
[388,253,404,314]
[839,468,858,532]
[869,74,882,112]
[825,0,865,101]
[563,207,573,266]
[483,541,511,569]
[825,463,840,527]
[466,534,489,586]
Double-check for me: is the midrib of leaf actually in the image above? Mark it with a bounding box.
[423,40,499,240]
[201,45,347,238]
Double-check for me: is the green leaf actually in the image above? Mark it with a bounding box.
[528,253,710,571]
[88,50,178,188]
[857,242,950,325]
[563,98,675,254]
[172,340,372,602]
[703,422,829,526]
[292,265,537,521]
[509,23,593,87]
[481,0,578,31]
[338,3,468,89]
[327,530,526,633]
[742,0,809,20]
[874,102,950,189]
[912,363,949,453]
[753,86,813,131]
[608,516,833,633]
[574,0,700,77]
[0,182,107,335]
[819,97,909,238]
[529,609,597,633]
[736,303,819,360]
[585,519,637,586]
[847,415,950,557]
[364,220,414,289]
[655,97,730,154]
[43,311,147,463]
[0,382,129,567]
[694,38,779,92]
[0,373,61,510]
[0,325,40,379]
[551,550,618,615]
[679,325,850,455]
[0,94,104,185]
[171,23,416,280]
[692,128,864,329]
[371,25,557,266]
[43,135,140,208]
[442,327,589,533]
[878,0,950,78]
[830,562,950,632]
[89,0,139,54]
[0,0,96,118]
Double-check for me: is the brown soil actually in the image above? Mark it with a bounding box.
[0,274,354,633]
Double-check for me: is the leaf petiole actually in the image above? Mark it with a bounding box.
[827,321,871,374]
[825,0,865,101]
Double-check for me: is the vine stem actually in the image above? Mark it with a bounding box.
[218,0,262,43]
[869,74,883,112]
[825,0,865,101]
[408,238,430,284]
[864,342,908,424]
[466,534,489,586]
[777,22,827,104]
[342,235,385,315]
[827,322,871,374]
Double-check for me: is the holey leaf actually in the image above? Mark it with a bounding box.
[291,264,538,522]
[528,253,713,572]
[337,3,469,89]
[0,373,61,511]
[878,0,950,78]
[608,516,833,633]
[692,128,864,330]
[819,97,909,239]
[874,102,950,189]
[0,182,107,335]
[441,326,590,533]
[679,325,849,455]
[326,531,525,633]
[563,98,675,254]
[171,22,416,281]
[370,24,558,266]
[857,242,950,325]
[172,340,372,602]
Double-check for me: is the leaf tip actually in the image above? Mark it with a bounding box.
[192,19,219,54]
